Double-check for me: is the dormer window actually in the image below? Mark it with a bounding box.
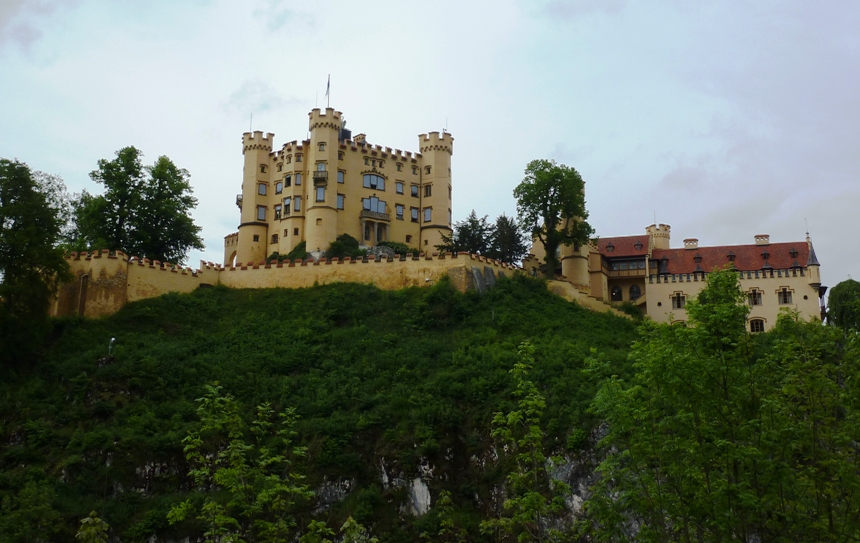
[789,248,798,259]
[606,243,615,253]
[727,251,735,262]
[634,242,643,250]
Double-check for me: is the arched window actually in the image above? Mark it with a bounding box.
[630,284,641,300]
[611,286,622,301]
[363,174,385,190]
[750,319,765,333]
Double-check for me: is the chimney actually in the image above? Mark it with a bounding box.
[683,238,698,249]
[755,234,770,246]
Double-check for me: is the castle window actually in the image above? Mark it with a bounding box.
[448,185,452,199]
[365,157,370,165]
[748,289,762,306]
[338,151,344,160]
[256,206,266,221]
[671,293,686,309]
[396,182,404,194]
[271,234,278,244]
[337,171,345,183]
[337,194,344,210]
[449,209,452,225]
[396,204,404,220]
[315,186,325,202]
[284,229,288,237]
[411,207,419,222]
[423,207,432,222]
[411,185,419,197]
[316,162,326,171]
[610,286,622,301]
[253,234,260,242]
[318,142,326,151]
[406,235,412,243]
[424,185,432,197]
[259,164,267,173]
[778,287,793,305]
[294,228,299,236]
[412,166,418,175]
[363,174,385,191]
[378,160,384,168]
[275,182,283,194]
[606,243,614,252]
[362,196,386,214]
[424,166,431,175]
[277,163,283,172]
[750,319,765,333]
[295,174,302,185]
[634,242,643,250]
[296,154,302,163]
[286,155,291,164]
[397,163,403,172]
[258,183,267,195]
[283,197,291,211]
[630,285,641,300]
[294,198,301,212]
[284,175,291,187]
[274,204,282,219]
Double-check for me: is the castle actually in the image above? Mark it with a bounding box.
[225,108,454,265]
[523,225,826,332]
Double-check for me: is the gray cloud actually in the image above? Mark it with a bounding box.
[0,0,79,51]
[223,80,300,116]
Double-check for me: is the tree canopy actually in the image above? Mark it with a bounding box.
[828,278,860,333]
[587,268,860,542]
[437,210,493,256]
[75,147,204,265]
[0,159,71,365]
[514,159,593,278]
[486,213,529,265]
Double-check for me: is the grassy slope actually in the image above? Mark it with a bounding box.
[0,275,638,542]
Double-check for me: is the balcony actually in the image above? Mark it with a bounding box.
[313,171,329,186]
[360,210,390,221]
[607,268,646,279]
[235,194,243,210]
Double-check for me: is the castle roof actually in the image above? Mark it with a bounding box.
[651,242,810,275]
[598,235,650,258]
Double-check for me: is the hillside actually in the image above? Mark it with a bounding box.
[0,275,638,542]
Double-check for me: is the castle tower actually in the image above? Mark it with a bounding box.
[646,223,671,250]
[806,232,821,289]
[305,108,342,254]
[417,131,454,251]
[560,218,590,285]
[236,131,274,264]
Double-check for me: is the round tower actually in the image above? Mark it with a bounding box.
[237,131,274,265]
[646,223,671,250]
[560,220,590,285]
[417,131,454,251]
[304,108,342,255]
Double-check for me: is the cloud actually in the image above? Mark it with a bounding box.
[223,80,299,115]
[0,0,79,52]
[252,0,313,32]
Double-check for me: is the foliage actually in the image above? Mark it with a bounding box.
[828,278,860,332]
[340,516,378,543]
[587,269,860,542]
[437,210,493,255]
[481,342,570,543]
[0,479,63,543]
[325,234,367,260]
[514,159,593,278]
[616,301,644,320]
[167,384,313,542]
[75,511,109,543]
[74,147,204,265]
[269,241,309,263]
[0,158,72,365]
[376,241,421,255]
[487,214,529,265]
[421,490,467,543]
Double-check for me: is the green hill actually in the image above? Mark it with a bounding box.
[0,275,638,542]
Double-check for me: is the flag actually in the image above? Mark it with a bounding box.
[325,75,330,98]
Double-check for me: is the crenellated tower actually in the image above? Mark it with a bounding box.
[646,223,671,250]
[417,131,454,251]
[305,108,342,253]
[236,130,275,265]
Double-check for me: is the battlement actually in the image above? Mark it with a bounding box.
[419,131,454,154]
[340,139,420,162]
[242,131,275,154]
[309,107,343,131]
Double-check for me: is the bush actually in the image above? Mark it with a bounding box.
[377,241,420,255]
[268,242,308,263]
[325,234,365,260]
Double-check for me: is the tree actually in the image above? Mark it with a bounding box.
[481,342,570,543]
[487,214,529,264]
[0,480,63,543]
[514,160,593,278]
[0,159,71,364]
[167,384,314,543]
[587,269,860,542]
[75,511,109,543]
[436,210,493,255]
[75,147,203,265]
[828,278,860,333]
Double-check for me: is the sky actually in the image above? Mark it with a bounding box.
[1,0,858,290]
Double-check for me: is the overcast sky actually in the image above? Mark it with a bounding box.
[1,0,857,289]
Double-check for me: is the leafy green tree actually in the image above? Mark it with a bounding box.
[75,511,110,543]
[481,342,570,543]
[75,147,203,264]
[340,516,378,543]
[0,480,63,543]
[0,159,71,364]
[514,160,593,278]
[437,210,493,255]
[168,384,313,543]
[828,278,860,332]
[587,269,860,542]
[487,214,529,264]
[421,490,467,543]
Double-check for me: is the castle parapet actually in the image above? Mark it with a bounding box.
[242,131,275,154]
[419,131,454,154]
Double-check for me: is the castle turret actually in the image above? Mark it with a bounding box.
[305,108,342,254]
[236,130,274,265]
[806,232,821,289]
[417,131,454,251]
[646,223,671,250]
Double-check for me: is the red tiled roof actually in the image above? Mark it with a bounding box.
[598,235,650,258]
[651,242,809,274]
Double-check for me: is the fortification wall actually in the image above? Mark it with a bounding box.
[54,250,129,318]
[125,258,217,303]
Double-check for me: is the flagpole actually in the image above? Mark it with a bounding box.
[326,74,330,108]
